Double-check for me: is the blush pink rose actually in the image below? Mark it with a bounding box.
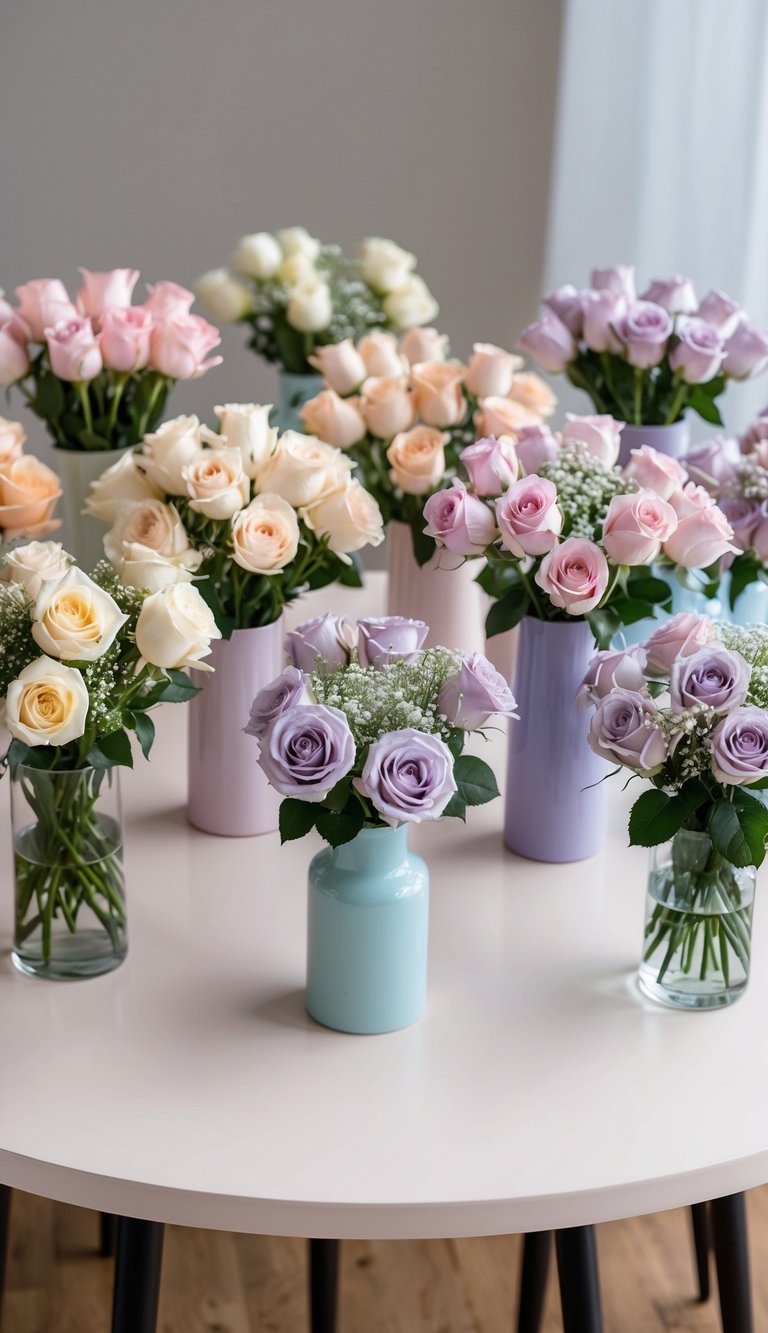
[723,321,768,379]
[535,536,609,614]
[141,281,195,319]
[562,413,624,466]
[518,312,576,373]
[150,313,222,379]
[0,324,29,385]
[475,395,539,438]
[423,480,498,555]
[411,361,466,428]
[669,481,713,519]
[623,445,687,501]
[45,317,102,381]
[643,611,715,678]
[15,279,77,340]
[357,331,406,378]
[543,284,585,337]
[696,290,743,338]
[76,268,139,322]
[308,339,367,396]
[398,327,449,365]
[515,424,561,474]
[100,306,153,371]
[601,489,678,565]
[463,343,521,399]
[663,500,737,568]
[495,475,562,557]
[581,290,627,354]
[300,389,367,449]
[361,376,415,437]
[460,435,519,497]
[591,265,636,299]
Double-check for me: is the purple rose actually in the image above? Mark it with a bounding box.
[423,479,498,555]
[641,275,697,314]
[669,318,724,384]
[460,435,519,497]
[723,321,768,379]
[578,647,646,706]
[670,646,749,716]
[358,616,428,668]
[517,312,576,374]
[591,265,636,300]
[285,613,356,673]
[588,688,667,773]
[515,424,560,474]
[617,301,673,369]
[258,704,355,800]
[244,666,308,739]
[696,289,743,338]
[543,284,585,337]
[711,707,768,785]
[438,653,518,729]
[740,409,768,452]
[581,290,627,354]
[683,435,742,493]
[718,496,763,553]
[355,727,457,825]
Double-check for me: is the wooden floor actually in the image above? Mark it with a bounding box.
[4,1187,768,1331]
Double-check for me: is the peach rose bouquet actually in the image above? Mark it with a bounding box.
[87,405,385,634]
[299,329,555,559]
[0,416,61,542]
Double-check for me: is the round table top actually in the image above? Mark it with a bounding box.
[1,575,767,1240]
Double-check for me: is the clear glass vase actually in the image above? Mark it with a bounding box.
[10,763,127,980]
[638,830,755,1010]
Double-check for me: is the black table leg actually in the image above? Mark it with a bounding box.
[711,1193,753,1333]
[555,1225,603,1333]
[111,1216,165,1333]
[517,1231,552,1333]
[690,1202,712,1302]
[309,1238,339,1333]
[0,1186,10,1320]
[100,1212,118,1259]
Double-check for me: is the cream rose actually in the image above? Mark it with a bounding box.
[194,269,251,323]
[361,376,415,438]
[279,252,318,290]
[84,449,162,522]
[135,583,220,671]
[182,448,250,520]
[411,361,467,428]
[383,275,439,330]
[386,425,448,496]
[255,430,353,507]
[231,493,301,573]
[464,344,523,399]
[287,279,332,333]
[0,455,62,535]
[4,540,72,599]
[276,227,321,261]
[104,499,202,592]
[140,415,206,495]
[300,390,367,450]
[360,238,416,293]
[308,339,367,396]
[32,567,127,662]
[215,403,278,479]
[506,371,557,420]
[6,656,89,747]
[475,396,540,438]
[302,477,384,553]
[230,232,282,280]
[0,416,26,465]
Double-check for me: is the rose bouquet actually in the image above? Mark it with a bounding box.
[196,230,438,377]
[580,615,768,1006]
[0,416,61,543]
[0,545,219,977]
[520,266,768,429]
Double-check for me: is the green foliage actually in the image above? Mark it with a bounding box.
[708,793,768,868]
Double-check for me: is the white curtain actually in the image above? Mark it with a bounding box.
[545,0,768,433]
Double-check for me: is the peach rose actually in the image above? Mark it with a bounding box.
[474,396,540,438]
[506,371,557,420]
[0,455,61,535]
[0,417,26,465]
[361,376,415,438]
[302,477,384,553]
[255,431,353,507]
[411,361,466,428]
[464,343,522,399]
[300,390,367,450]
[308,339,367,396]
[182,449,250,520]
[104,499,202,590]
[386,425,448,496]
[231,494,300,573]
[357,331,406,379]
[399,328,449,365]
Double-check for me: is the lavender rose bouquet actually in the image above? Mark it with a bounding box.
[245,614,516,846]
[520,266,768,427]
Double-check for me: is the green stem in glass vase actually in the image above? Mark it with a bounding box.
[75,381,94,436]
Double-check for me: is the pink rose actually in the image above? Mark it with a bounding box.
[663,499,737,568]
[723,321,768,379]
[423,479,497,555]
[643,611,715,678]
[668,318,723,384]
[617,302,672,369]
[398,327,449,365]
[623,445,687,500]
[518,312,576,373]
[562,413,624,466]
[100,306,153,372]
[535,536,609,614]
[460,435,519,496]
[300,389,366,449]
[601,489,678,565]
[495,475,562,557]
[475,395,539,438]
[641,275,697,314]
[357,331,405,379]
[543,284,585,336]
[683,435,742,493]
[45,317,102,381]
[581,291,627,354]
[15,279,76,340]
[0,297,30,344]
[696,289,743,338]
[76,268,139,323]
[591,265,636,300]
[578,646,646,704]
[463,343,521,398]
[149,313,222,379]
[308,339,367,396]
[0,324,29,385]
[669,482,711,519]
[142,281,195,320]
[411,361,466,428]
[361,376,415,438]
[515,424,560,474]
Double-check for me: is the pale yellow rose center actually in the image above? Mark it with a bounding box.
[19,680,73,732]
[43,591,103,644]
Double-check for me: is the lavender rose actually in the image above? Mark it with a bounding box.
[711,707,768,784]
[438,653,518,729]
[670,646,750,716]
[355,727,457,825]
[543,284,585,337]
[719,496,763,553]
[459,435,519,497]
[617,301,672,369]
[696,289,742,338]
[683,435,742,493]
[358,615,428,668]
[669,318,724,384]
[643,612,715,678]
[423,479,498,555]
[244,666,308,739]
[641,275,697,314]
[258,704,355,800]
[285,612,356,672]
[515,424,560,474]
[588,689,667,773]
[578,647,646,706]
[723,321,768,379]
[591,265,636,299]
[517,312,576,374]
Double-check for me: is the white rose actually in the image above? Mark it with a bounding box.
[360,237,417,294]
[4,540,72,599]
[104,500,202,591]
[214,403,278,479]
[32,567,128,662]
[230,232,282,280]
[135,583,220,671]
[232,493,301,573]
[276,226,321,261]
[0,416,26,465]
[84,449,162,522]
[112,544,201,593]
[182,448,250,520]
[383,275,440,330]
[194,269,251,323]
[255,430,353,507]
[302,477,384,554]
[139,415,205,495]
[287,279,333,333]
[6,655,89,747]
[279,252,318,290]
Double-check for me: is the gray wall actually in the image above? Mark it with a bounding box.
[0,0,563,454]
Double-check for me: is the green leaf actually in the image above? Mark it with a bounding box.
[129,710,155,760]
[279,798,318,844]
[625,573,673,606]
[410,522,437,569]
[586,605,622,650]
[442,792,467,821]
[314,801,365,848]
[446,729,465,760]
[609,598,655,628]
[628,788,689,846]
[87,728,134,770]
[485,584,529,638]
[77,429,114,450]
[687,387,724,426]
[452,754,500,807]
[729,554,761,611]
[31,373,65,422]
[708,797,768,867]
[337,555,363,588]
[155,669,200,703]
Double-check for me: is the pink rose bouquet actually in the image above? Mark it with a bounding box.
[2,271,222,453]
[247,614,516,847]
[521,266,768,427]
[0,416,61,542]
[422,418,738,646]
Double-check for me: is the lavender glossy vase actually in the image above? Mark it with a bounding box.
[618,419,690,468]
[187,619,283,837]
[505,618,608,862]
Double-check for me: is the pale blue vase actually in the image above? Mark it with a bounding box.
[306,825,429,1034]
[718,571,768,627]
[273,371,324,433]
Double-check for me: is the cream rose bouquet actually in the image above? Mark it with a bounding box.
[0,415,61,542]
[299,329,555,559]
[196,230,438,376]
[86,405,385,634]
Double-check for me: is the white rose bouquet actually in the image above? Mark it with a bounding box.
[196,229,438,375]
[86,405,385,634]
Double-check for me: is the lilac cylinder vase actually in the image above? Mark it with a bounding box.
[187,619,284,837]
[618,419,690,467]
[505,618,608,863]
[387,520,485,653]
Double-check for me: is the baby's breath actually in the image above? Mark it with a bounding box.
[718,623,768,708]
[311,648,460,748]
[539,442,636,540]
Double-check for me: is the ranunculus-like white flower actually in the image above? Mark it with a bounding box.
[139,415,206,495]
[214,403,278,479]
[85,447,163,522]
[4,540,72,600]
[135,583,220,671]
[104,499,202,592]
[302,477,385,553]
[255,430,353,507]
[32,567,128,662]
[182,448,250,520]
[231,493,301,573]
[360,237,416,293]
[286,278,333,333]
[230,232,282,280]
[6,655,90,747]
[383,275,439,330]
[194,268,251,323]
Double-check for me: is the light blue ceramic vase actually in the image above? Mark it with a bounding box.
[306,825,429,1035]
[273,372,324,434]
[719,571,768,627]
